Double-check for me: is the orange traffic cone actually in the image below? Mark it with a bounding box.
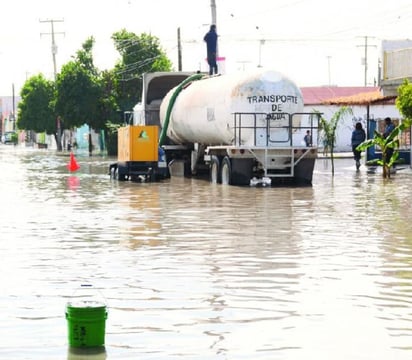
[67,152,80,172]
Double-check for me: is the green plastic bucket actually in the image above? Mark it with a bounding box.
[66,300,107,348]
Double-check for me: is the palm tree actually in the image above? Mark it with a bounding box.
[317,106,353,176]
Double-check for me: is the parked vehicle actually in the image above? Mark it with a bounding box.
[3,131,17,145]
[110,70,320,186]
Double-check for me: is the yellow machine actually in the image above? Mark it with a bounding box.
[110,125,165,181]
[117,125,158,162]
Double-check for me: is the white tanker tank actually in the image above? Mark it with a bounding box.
[159,70,304,146]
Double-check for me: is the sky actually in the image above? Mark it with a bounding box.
[1,0,412,97]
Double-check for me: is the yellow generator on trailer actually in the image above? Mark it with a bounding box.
[110,125,167,181]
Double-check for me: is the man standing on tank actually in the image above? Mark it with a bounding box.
[204,24,218,75]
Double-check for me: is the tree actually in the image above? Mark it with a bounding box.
[16,31,174,154]
[55,37,103,155]
[17,74,56,141]
[98,69,122,155]
[396,80,412,140]
[396,79,412,119]
[111,30,173,112]
[316,106,353,176]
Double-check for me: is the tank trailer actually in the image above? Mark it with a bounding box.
[109,70,320,186]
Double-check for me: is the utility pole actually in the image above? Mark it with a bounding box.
[40,18,64,80]
[327,56,332,85]
[210,0,217,26]
[177,27,182,71]
[12,84,15,131]
[357,36,376,86]
[40,18,64,151]
[210,0,218,57]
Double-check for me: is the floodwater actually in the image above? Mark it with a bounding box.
[1,145,412,360]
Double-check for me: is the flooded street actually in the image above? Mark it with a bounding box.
[1,145,412,360]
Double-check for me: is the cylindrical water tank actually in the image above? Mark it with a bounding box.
[159,70,304,146]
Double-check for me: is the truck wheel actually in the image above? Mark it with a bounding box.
[221,156,232,185]
[113,167,119,180]
[210,155,221,183]
[115,168,126,181]
[110,166,117,179]
[231,158,253,186]
[115,164,127,181]
[150,169,157,182]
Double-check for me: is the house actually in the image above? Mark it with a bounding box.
[0,96,19,135]
[379,39,412,97]
[300,86,403,154]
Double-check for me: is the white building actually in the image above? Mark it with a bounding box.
[301,86,402,152]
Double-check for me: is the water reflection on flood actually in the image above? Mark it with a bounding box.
[1,146,412,359]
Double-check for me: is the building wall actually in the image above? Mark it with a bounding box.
[380,40,412,96]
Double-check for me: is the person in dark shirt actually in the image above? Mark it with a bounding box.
[351,122,366,170]
[204,25,218,75]
[382,117,395,138]
[304,130,312,146]
[382,117,395,163]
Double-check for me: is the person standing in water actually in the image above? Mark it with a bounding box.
[351,122,366,170]
[382,117,395,163]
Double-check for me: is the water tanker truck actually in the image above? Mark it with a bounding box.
[110,69,320,186]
